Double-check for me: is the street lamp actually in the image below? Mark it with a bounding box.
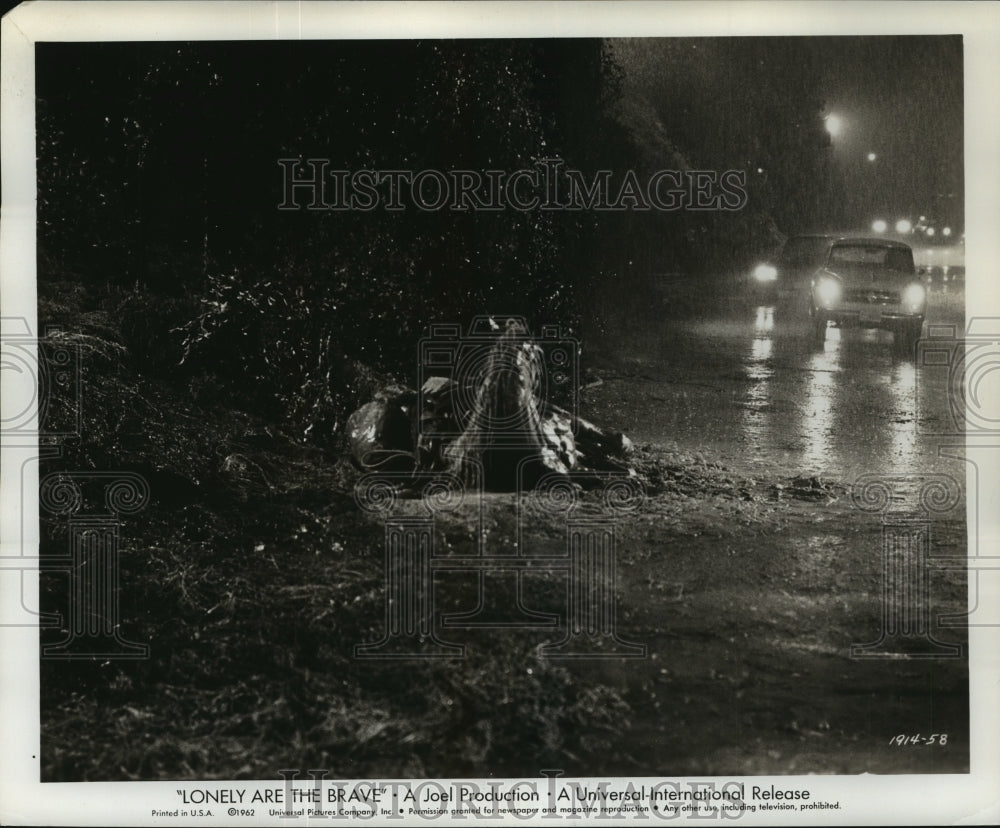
[824,113,843,138]
[867,152,877,162]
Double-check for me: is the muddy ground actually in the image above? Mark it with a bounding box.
[39,284,968,780]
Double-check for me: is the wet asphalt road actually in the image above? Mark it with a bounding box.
[581,279,971,774]
[589,279,966,486]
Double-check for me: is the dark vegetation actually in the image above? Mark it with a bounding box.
[37,39,847,780]
[37,39,833,441]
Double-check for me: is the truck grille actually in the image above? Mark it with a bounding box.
[843,288,900,305]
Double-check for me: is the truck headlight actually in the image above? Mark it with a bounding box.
[903,282,926,310]
[753,264,778,282]
[815,277,841,306]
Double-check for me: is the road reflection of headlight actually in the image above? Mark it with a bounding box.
[753,264,778,282]
[755,305,774,334]
[903,283,926,308]
[816,277,841,306]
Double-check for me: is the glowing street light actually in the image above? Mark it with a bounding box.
[943,227,952,237]
[896,219,912,234]
[867,152,877,162]
[872,219,888,233]
[824,113,843,138]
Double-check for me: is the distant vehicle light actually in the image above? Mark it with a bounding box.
[867,152,877,162]
[816,277,841,306]
[919,215,926,222]
[872,219,888,233]
[903,283,927,309]
[942,227,952,237]
[926,227,936,237]
[753,264,778,282]
[895,219,912,234]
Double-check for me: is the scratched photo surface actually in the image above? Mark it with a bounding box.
[35,37,968,781]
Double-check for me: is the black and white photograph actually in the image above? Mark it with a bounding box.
[2,2,999,825]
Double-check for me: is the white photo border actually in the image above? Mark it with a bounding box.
[2,2,999,825]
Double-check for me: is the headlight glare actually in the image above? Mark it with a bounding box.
[816,277,841,306]
[753,264,778,282]
[903,283,926,308]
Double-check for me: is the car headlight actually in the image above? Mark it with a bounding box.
[753,264,778,282]
[903,282,926,310]
[815,277,841,306]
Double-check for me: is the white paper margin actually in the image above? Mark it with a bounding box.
[2,2,998,826]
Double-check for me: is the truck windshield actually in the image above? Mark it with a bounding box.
[781,236,833,265]
[828,245,914,273]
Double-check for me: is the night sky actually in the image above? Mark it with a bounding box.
[813,36,963,226]
[617,35,963,231]
[36,33,965,300]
